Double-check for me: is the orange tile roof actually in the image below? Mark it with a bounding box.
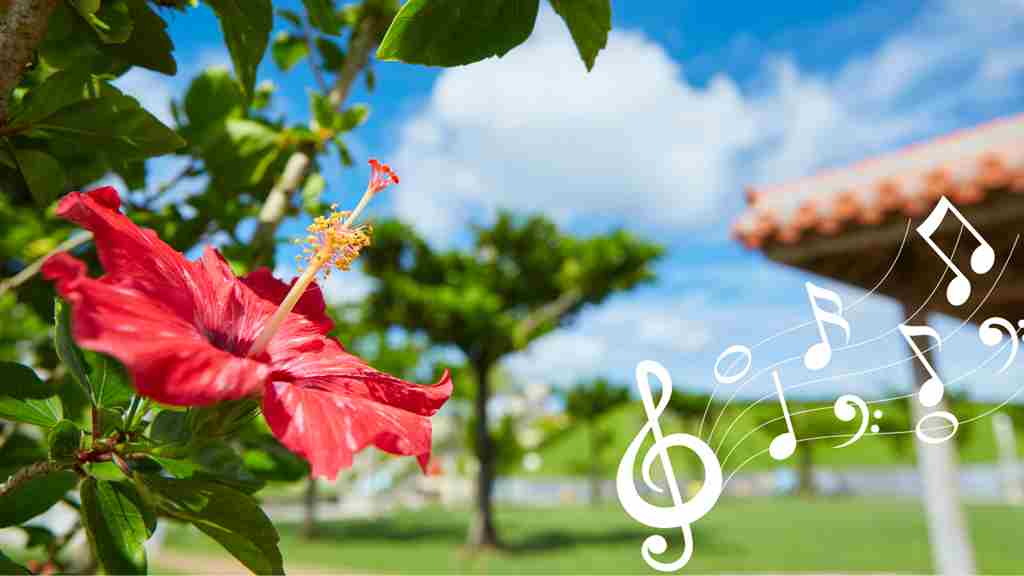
[732,113,1024,249]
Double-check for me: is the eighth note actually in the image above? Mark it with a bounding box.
[898,324,945,407]
[803,281,851,371]
[916,196,995,307]
[769,370,797,460]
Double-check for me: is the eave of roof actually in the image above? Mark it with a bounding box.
[732,113,1024,250]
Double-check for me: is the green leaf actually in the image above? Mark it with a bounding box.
[0,469,78,528]
[202,119,281,187]
[302,0,342,35]
[193,441,264,493]
[20,525,57,550]
[78,0,134,44]
[271,32,309,71]
[364,66,376,92]
[204,0,273,98]
[315,36,345,71]
[310,92,335,131]
[339,104,369,131]
[139,475,284,575]
[0,395,62,427]
[9,67,92,125]
[183,68,245,129]
[0,550,29,575]
[55,298,93,401]
[334,135,352,166]
[0,362,56,400]
[302,172,326,215]
[549,0,611,70]
[12,149,66,207]
[47,420,82,460]
[104,0,178,75]
[92,355,134,409]
[277,8,302,27]
[36,83,185,159]
[72,0,101,15]
[377,0,540,67]
[81,478,151,574]
[151,410,191,445]
[252,81,274,110]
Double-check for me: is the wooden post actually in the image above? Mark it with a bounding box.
[902,306,976,575]
[992,413,1022,504]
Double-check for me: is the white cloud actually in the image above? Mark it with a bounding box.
[390,1,1024,245]
[390,10,757,243]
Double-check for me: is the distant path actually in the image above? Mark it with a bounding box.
[154,550,902,576]
[153,550,372,575]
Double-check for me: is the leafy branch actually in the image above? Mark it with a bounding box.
[252,8,389,263]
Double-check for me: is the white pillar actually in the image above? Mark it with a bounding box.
[992,413,1022,504]
[903,308,976,575]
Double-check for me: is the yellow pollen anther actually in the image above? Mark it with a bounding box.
[299,210,373,275]
[247,158,398,359]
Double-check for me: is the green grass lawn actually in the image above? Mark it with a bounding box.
[161,498,1024,574]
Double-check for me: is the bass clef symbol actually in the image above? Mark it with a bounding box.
[616,361,723,572]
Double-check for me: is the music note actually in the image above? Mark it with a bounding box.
[832,394,883,448]
[803,282,851,371]
[898,324,945,408]
[616,361,722,572]
[978,317,1021,374]
[917,196,995,306]
[768,370,797,460]
[916,410,960,444]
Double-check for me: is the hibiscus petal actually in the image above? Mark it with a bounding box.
[262,378,440,480]
[54,187,202,318]
[241,267,334,334]
[270,338,453,416]
[42,253,269,405]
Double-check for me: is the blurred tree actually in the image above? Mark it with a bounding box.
[564,377,628,504]
[361,212,662,547]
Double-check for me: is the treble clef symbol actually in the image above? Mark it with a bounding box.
[616,361,723,572]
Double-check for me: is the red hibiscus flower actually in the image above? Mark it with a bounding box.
[41,162,451,480]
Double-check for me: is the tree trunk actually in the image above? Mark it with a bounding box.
[797,445,815,495]
[0,0,58,125]
[467,357,499,548]
[588,424,600,505]
[902,306,976,575]
[302,476,318,539]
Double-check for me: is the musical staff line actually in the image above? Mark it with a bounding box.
[718,320,1022,472]
[697,220,914,438]
[704,223,952,444]
[709,232,1017,455]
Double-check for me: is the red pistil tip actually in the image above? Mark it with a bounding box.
[368,158,399,193]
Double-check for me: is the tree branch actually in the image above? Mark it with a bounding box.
[0,461,70,498]
[0,231,93,297]
[0,0,58,125]
[251,10,389,264]
[513,287,584,347]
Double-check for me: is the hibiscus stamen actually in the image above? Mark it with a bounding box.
[248,159,398,358]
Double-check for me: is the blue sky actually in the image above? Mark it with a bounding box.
[119,1,1024,419]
